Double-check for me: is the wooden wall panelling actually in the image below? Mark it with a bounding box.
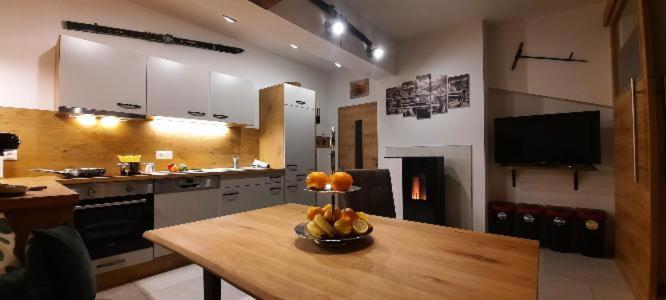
[0,107,260,177]
[258,84,285,169]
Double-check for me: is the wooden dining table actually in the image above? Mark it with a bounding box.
[143,204,539,299]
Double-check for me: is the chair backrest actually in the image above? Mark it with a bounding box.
[341,169,396,218]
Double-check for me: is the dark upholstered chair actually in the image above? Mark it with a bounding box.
[340,169,396,218]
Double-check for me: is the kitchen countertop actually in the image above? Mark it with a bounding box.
[55,168,285,185]
[0,169,284,209]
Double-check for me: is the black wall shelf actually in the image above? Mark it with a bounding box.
[502,165,597,191]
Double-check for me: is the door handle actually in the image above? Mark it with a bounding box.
[116,102,142,109]
[187,111,206,117]
[222,192,240,196]
[74,199,147,210]
[630,77,638,183]
[96,259,126,269]
[213,114,229,120]
[179,183,200,189]
[269,187,282,191]
[286,164,298,171]
[296,100,306,105]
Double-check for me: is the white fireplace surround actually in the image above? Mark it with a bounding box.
[383,145,473,230]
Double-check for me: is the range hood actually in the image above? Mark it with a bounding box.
[57,106,147,119]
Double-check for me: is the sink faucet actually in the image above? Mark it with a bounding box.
[232,154,240,169]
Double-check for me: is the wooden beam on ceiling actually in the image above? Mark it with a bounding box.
[248,0,283,10]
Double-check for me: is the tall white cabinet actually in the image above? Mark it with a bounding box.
[56,35,147,116]
[259,83,316,206]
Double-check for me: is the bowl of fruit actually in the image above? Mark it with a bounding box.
[294,204,373,246]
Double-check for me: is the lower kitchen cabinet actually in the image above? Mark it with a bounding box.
[154,177,220,258]
[220,173,285,215]
[285,179,315,206]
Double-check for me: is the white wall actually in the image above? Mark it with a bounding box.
[486,3,612,107]
[487,89,615,251]
[0,0,330,113]
[323,21,488,231]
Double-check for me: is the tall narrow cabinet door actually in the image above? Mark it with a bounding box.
[284,104,315,174]
[608,0,661,298]
[147,57,209,120]
[58,35,147,115]
[209,72,256,126]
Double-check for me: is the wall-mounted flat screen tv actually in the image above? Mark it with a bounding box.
[494,111,601,165]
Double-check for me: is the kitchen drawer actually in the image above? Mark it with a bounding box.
[267,182,284,206]
[93,247,153,274]
[266,174,284,184]
[285,170,309,183]
[285,180,315,206]
[221,177,265,188]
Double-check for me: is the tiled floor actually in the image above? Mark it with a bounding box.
[97,250,634,300]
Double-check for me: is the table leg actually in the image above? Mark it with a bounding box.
[203,269,221,300]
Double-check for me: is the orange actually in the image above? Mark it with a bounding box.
[306,206,324,220]
[330,172,353,191]
[340,208,358,222]
[306,171,329,190]
[324,207,341,223]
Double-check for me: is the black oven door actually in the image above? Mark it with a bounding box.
[74,195,154,260]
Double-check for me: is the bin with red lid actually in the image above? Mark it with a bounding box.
[575,208,607,258]
[515,203,544,242]
[546,206,575,252]
[489,201,516,236]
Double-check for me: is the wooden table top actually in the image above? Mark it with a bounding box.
[144,204,539,299]
[0,176,78,210]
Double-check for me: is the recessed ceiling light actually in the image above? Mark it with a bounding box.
[223,15,237,23]
[290,43,299,49]
[372,48,385,60]
[331,20,346,36]
[334,62,342,68]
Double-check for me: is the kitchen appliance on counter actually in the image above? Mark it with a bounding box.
[31,167,106,178]
[0,133,20,178]
[67,180,154,273]
[154,176,220,257]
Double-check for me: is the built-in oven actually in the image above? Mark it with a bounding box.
[67,181,154,273]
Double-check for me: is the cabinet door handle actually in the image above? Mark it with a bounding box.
[223,192,240,196]
[179,183,200,189]
[96,259,126,269]
[296,100,306,105]
[286,164,298,170]
[187,111,206,117]
[286,185,298,189]
[213,114,229,120]
[269,187,282,191]
[630,77,638,183]
[269,175,282,179]
[117,102,142,109]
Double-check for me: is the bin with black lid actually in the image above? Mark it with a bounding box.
[576,208,607,258]
[546,206,575,252]
[515,203,543,242]
[489,202,516,236]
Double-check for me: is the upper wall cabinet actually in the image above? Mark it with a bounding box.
[57,35,147,116]
[209,72,256,126]
[147,57,210,120]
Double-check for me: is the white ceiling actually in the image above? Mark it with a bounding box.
[337,0,604,40]
[131,0,604,76]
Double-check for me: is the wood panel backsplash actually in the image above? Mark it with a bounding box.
[0,107,260,177]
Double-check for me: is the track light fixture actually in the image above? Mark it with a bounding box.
[310,0,385,61]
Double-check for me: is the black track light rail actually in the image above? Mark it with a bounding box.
[62,21,244,54]
[308,0,374,50]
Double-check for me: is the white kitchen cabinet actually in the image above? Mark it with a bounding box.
[147,57,209,120]
[57,35,147,116]
[284,83,315,109]
[209,72,256,126]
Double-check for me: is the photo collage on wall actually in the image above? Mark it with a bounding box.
[386,73,470,119]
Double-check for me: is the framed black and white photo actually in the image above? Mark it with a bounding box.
[447,74,470,109]
[431,74,448,114]
[385,87,401,115]
[401,81,417,117]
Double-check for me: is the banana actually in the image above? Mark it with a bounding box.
[314,214,336,237]
[306,221,325,238]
